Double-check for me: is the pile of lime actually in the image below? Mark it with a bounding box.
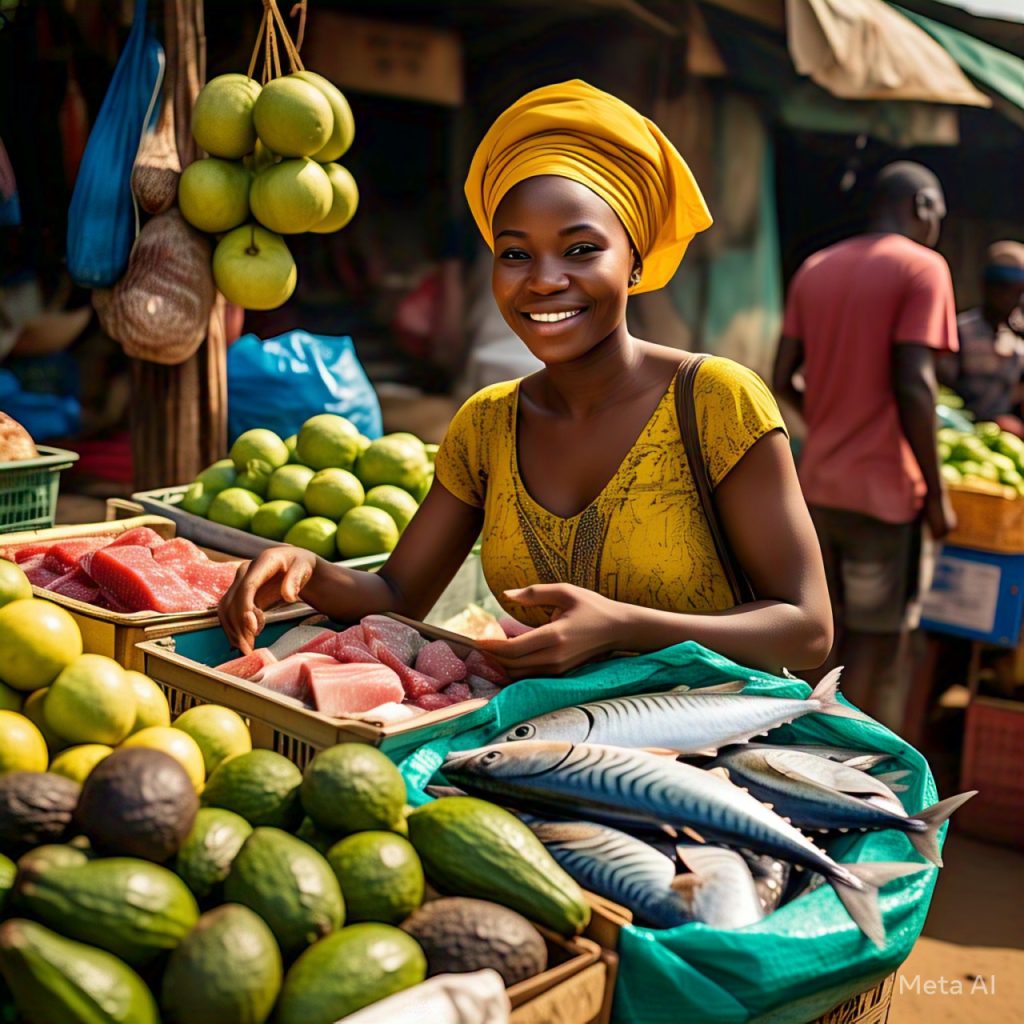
[181,414,438,560]
[938,422,1024,495]
[181,71,358,312]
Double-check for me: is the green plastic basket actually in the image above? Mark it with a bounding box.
[0,446,79,534]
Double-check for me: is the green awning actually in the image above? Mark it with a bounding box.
[894,4,1024,111]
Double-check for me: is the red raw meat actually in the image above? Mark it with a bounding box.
[467,675,501,700]
[176,560,242,604]
[441,681,473,702]
[42,537,111,575]
[19,555,62,588]
[499,616,533,638]
[361,615,425,666]
[254,653,334,702]
[304,661,404,717]
[81,545,200,613]
[6,544,53,564]
[464,650,510,686]
[216,648,278,680]
[370,639,442,699]
[321,629,375,662]
[270,626,333,660]
[415,641,467,684]
[45,568,100,604]
[109,527,165,549]
[410,691,460,711]
[152,537,209,568]
[95,589,131,613]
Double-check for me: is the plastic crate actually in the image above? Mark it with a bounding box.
[0,446,79,534]
[958,696,1024,849]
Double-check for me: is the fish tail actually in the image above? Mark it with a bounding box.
[828,861,928,948]
[874,769,912,794]
[809,667,864,720]
[905,791,977,867]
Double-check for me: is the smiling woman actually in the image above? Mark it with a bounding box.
[219,80,833,680]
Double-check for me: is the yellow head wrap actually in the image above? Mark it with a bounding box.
[464,80,712,294]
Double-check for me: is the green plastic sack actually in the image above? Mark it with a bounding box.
[398,642,942,1024]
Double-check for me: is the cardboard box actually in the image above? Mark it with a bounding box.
[508,932,606,1024]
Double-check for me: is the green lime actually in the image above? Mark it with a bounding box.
[173,704,252,777]
[424,443,439,465]
[300,743,406,834]
[208,488,264,531]
[202,749,303,829]
[356,435,372,455]
[0,711,48,774]
[284,517,337,558]
[125,670,171,733]
[326,831,424,924]
[48,743,113,784]
[267,464,315,503]
[354,435,429,494]
[296,414,362,470]
[252,500,307,541]
[43,654,134,745]
[0,680,22,713]
[411,469,434,503]
[364,485,419,533]
[304,468,364,520]
[196,459,238,494]
[235,459,273,497]
[0,559,32,609]
[21,688,66,753]
[180,481,215,517]
[284,434,301,463]
[230,429,289,473]
[336,506,399,559]
[0,598,83,692]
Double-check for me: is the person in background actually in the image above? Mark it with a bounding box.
[938,241,1024,435]
[772,162,957,727]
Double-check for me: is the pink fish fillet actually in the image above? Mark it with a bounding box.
[176,560,243,604]
[108,526,165,549]
[152,538,210,569]
[269,626,333,660]
[19,554,62,588]
[80,545,200,613]
[253,653,335,702]
[5,543,53,564]
[42,537,111,575]
[215,648,278,680]
[415,640,467,684]
[361,615,425,666]
[304,661,405,717]
[45,568,100,605]
[370,639,443,698]
[410,691,462,712]
[464,650,510,686]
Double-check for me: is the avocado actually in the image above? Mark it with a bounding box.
[0,772,80,855]
[161,904,282,1024]
[74,747,199,863]
[295,816,342,856]
[202,750,303,830]
[174,807,252,902]
[407,797,590,935]
[401,897,547,985]
[275,923,426,1024]
[0,918,159,1024]
[224,827,344,960]
[15,857,199,965]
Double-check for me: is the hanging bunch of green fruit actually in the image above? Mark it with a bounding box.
[178,0,357,311]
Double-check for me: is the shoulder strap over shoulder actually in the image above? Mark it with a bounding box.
[675,354,755,605]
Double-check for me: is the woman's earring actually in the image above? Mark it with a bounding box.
[629,266,642,288]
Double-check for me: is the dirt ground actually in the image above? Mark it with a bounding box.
[889,831,1022,1023]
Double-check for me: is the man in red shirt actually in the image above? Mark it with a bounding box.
[772,162,957,724]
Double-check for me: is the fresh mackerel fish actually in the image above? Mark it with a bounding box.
[443,740,925,947]
[502,668,859,755]
[517,813,764,930]
[708,747,975,866]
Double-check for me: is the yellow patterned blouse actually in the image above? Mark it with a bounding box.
[434,357,786,627]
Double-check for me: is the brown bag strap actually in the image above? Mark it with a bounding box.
[675,354,755,605]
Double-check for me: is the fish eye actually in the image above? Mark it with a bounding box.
[480,751,503,765]
[510,724,534,739]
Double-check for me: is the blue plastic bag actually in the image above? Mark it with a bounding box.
[66,0,163,287]
[227,331,383,443]
[0,370,80,441]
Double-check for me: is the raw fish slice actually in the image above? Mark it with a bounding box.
[441,681,472,702]
[370,639,443,698]
[95,588,132,613]
[42,537,111,574]
[176,560,243,604]
[80,545,200,613]
[45,568,100,604]
[499,616,533,638]
[152,537,210,568]
[464,650,510,686]
[253,653,334,702]
[269,626,333,660]
[410,691,461,711]
[415,641,467,684]
[294,624,364,655]
[321,630,375,662]
[304,661,405,716]
[19,555,62,588]
[467,675,501,700]
[216,648,278,680]
[361,615,425,666]
[6,543,53,564]
[356,702,426,723]
[109,526,165,549]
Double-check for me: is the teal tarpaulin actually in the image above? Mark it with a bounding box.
[398,642,943,1024]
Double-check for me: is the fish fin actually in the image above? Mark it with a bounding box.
[681,826,707,844]
[906,792,977,867]
[829,862,928,948]
[809,667,867,720]
[875,769,912,794]
[707,766,731,781]
[668,684,693,693]
[695,680,747,694]
[676,844,748,877]
[841,753,890,770]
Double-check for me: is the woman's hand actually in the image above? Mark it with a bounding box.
[218,547,318,654]
[475,583,624,678]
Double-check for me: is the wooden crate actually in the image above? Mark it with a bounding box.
[0,516,247,673]
[812,973,895,1024]
[948,485,1024,554]
[509,932,606,1024]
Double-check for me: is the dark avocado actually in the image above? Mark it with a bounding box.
[0,773,80,855]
